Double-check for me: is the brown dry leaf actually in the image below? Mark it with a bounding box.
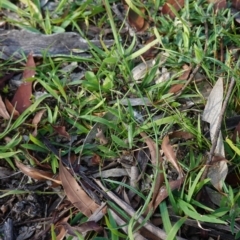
[0,95,10,119]
[59,161,99,217]
[208,0,226,11]
[56,225,66,240]
[208,156,228,192]
[53,125,70,139]
[152,177,185,210]
[4,98,19,119]
[232,0,240,10]
[169,65,191,94]
[162,0,185,19]
[22,52,36,79]
[140,132,164,214]
[202,77,228,191]
[32,109,46,136]
[15,159,61,184]
[90,154,101,166]
[11,53,35,113]
[11,82,32,113]
[142,36,159,60]
[162,135,182,175]
[128,7,146,32]
[25,150,52,170]
[169,130,194,140]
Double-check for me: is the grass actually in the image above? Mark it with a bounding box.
[1,0,240,239]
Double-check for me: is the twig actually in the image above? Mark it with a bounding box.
[95,179,187,240]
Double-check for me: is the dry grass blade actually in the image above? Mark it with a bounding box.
[59,161,100,217]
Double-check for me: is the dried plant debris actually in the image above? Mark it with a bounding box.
[0,30,114,59]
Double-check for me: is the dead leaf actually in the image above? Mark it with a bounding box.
[128,7,146,31]
[11,53,35,113]
[59,161,99,217]
[0,95,10,119]
[53,125,70,139]
[142,36,159,59]
[4,98,19,118]
[155,68,171,84]
[152,177,185,210]
[232,0,240,10]
[15,159,61,184]
[90,154,101,166]
[208,0,226,11]
[202,77,224,156]
[56,225,66,240]
[11,82,32,113]
[96,128,108,145]
[25,150,52,170]
[162,0,185,19]
[32,109,46,136]
[161,135,183,175]
[169,65,191,94]
[140,132,164,214]
[169,130,194,140]
[22,52,36,79]
[208,156,228,192]
[132,60,156,81]
[202,77,228,190]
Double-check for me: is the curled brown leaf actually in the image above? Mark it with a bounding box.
[15,159,61,184]
[161,135,182,175]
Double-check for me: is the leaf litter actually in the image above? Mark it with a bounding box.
[0,0,239,239]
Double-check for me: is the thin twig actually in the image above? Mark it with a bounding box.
[95,179,187,240]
